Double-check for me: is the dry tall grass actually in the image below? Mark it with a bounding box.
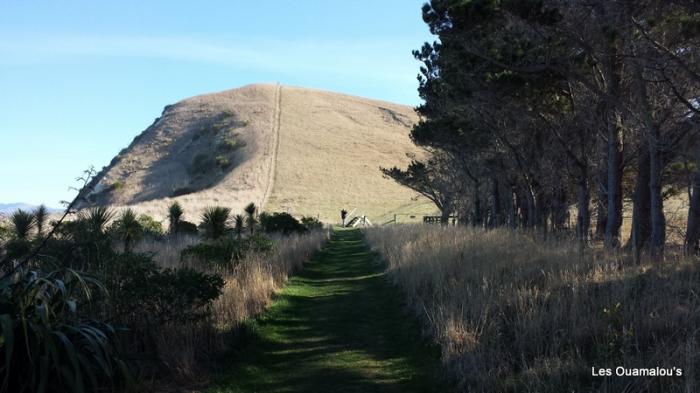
[133,229,328,386]
[365,225,700,392]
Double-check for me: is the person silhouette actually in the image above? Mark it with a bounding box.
[341,209,348,227]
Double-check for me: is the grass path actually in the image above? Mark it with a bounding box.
[209,228,445,393]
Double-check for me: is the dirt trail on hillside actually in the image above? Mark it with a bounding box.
[261,83,282,210]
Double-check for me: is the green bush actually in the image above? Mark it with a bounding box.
[301,216,323,231]
[137,214,164,238]
[189,153,216,175]
[109,180,125,191]
[245,233,274,253]
[217,136,242,153]
[104,253,224,325]
[180,234,273,267]
[260,212,306,235]
[181,239,244,267]
[215,155,231,169]
[177,220,199,235]
[0,268,130,393]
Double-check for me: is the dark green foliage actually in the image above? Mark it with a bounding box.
[9,209,35,241]
[233,214,245,240]
[103,253,223,325]
[217,136,242,153]
[245,233,274,253]
[181,234,273,267]
[0,268,130,393]
[259,212,306,235]
[244,203,257,235]
[33,205,48,239]
[109,209,142,252]
[109,180,125,191]
[168,202,184,234]
[215,155,231,169]
[199,207,231,240]
[176,220,199,235]
[2,239,32,262]
[79,206,114,236]
[137,214,164,238]
[190,153,216,176]
[301,216,323,231]
[181,239,244,267]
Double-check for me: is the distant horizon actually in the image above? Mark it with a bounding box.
[0,1,432,206]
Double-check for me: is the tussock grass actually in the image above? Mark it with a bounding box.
[364,225,700,392]
[133,230,328,386]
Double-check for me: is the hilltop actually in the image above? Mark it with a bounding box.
[84,84,437,223]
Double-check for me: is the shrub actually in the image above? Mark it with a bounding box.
[104,252,224,326]
[177,220,199,235]
[181,239,244,267]
[301,216,323,231]
[109,180,125,191]
[180,235,273,268]
[0,268,130,393]
[217,136,242,153]
[259,212,306,235]
[215,155,231,169]
[189,153,216,176]
[244,233,274,253]
[138,214,164,238]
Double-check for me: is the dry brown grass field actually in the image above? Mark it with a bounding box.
[365,225,700,392]
[84,84,438,224]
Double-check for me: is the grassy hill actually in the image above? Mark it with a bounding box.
[84,84,437,223]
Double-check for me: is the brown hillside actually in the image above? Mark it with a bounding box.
[85,84,437,223]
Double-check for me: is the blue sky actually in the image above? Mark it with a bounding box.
[0,1,432,207]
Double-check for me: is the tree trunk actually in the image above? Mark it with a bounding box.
[604,115,623,249]
[525,187,537,229]
[551,186,568,231]
[471,183,482,228]
[595,170,608,240]
[685,143,700,253]
[631,57,665,260]
[507,186,517,230]
[576,176,590,246]
[648,139,666,260]
[489,177,501,228]
[440,201,452,226]
[629,147,651,258]
[601,43,623,249]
